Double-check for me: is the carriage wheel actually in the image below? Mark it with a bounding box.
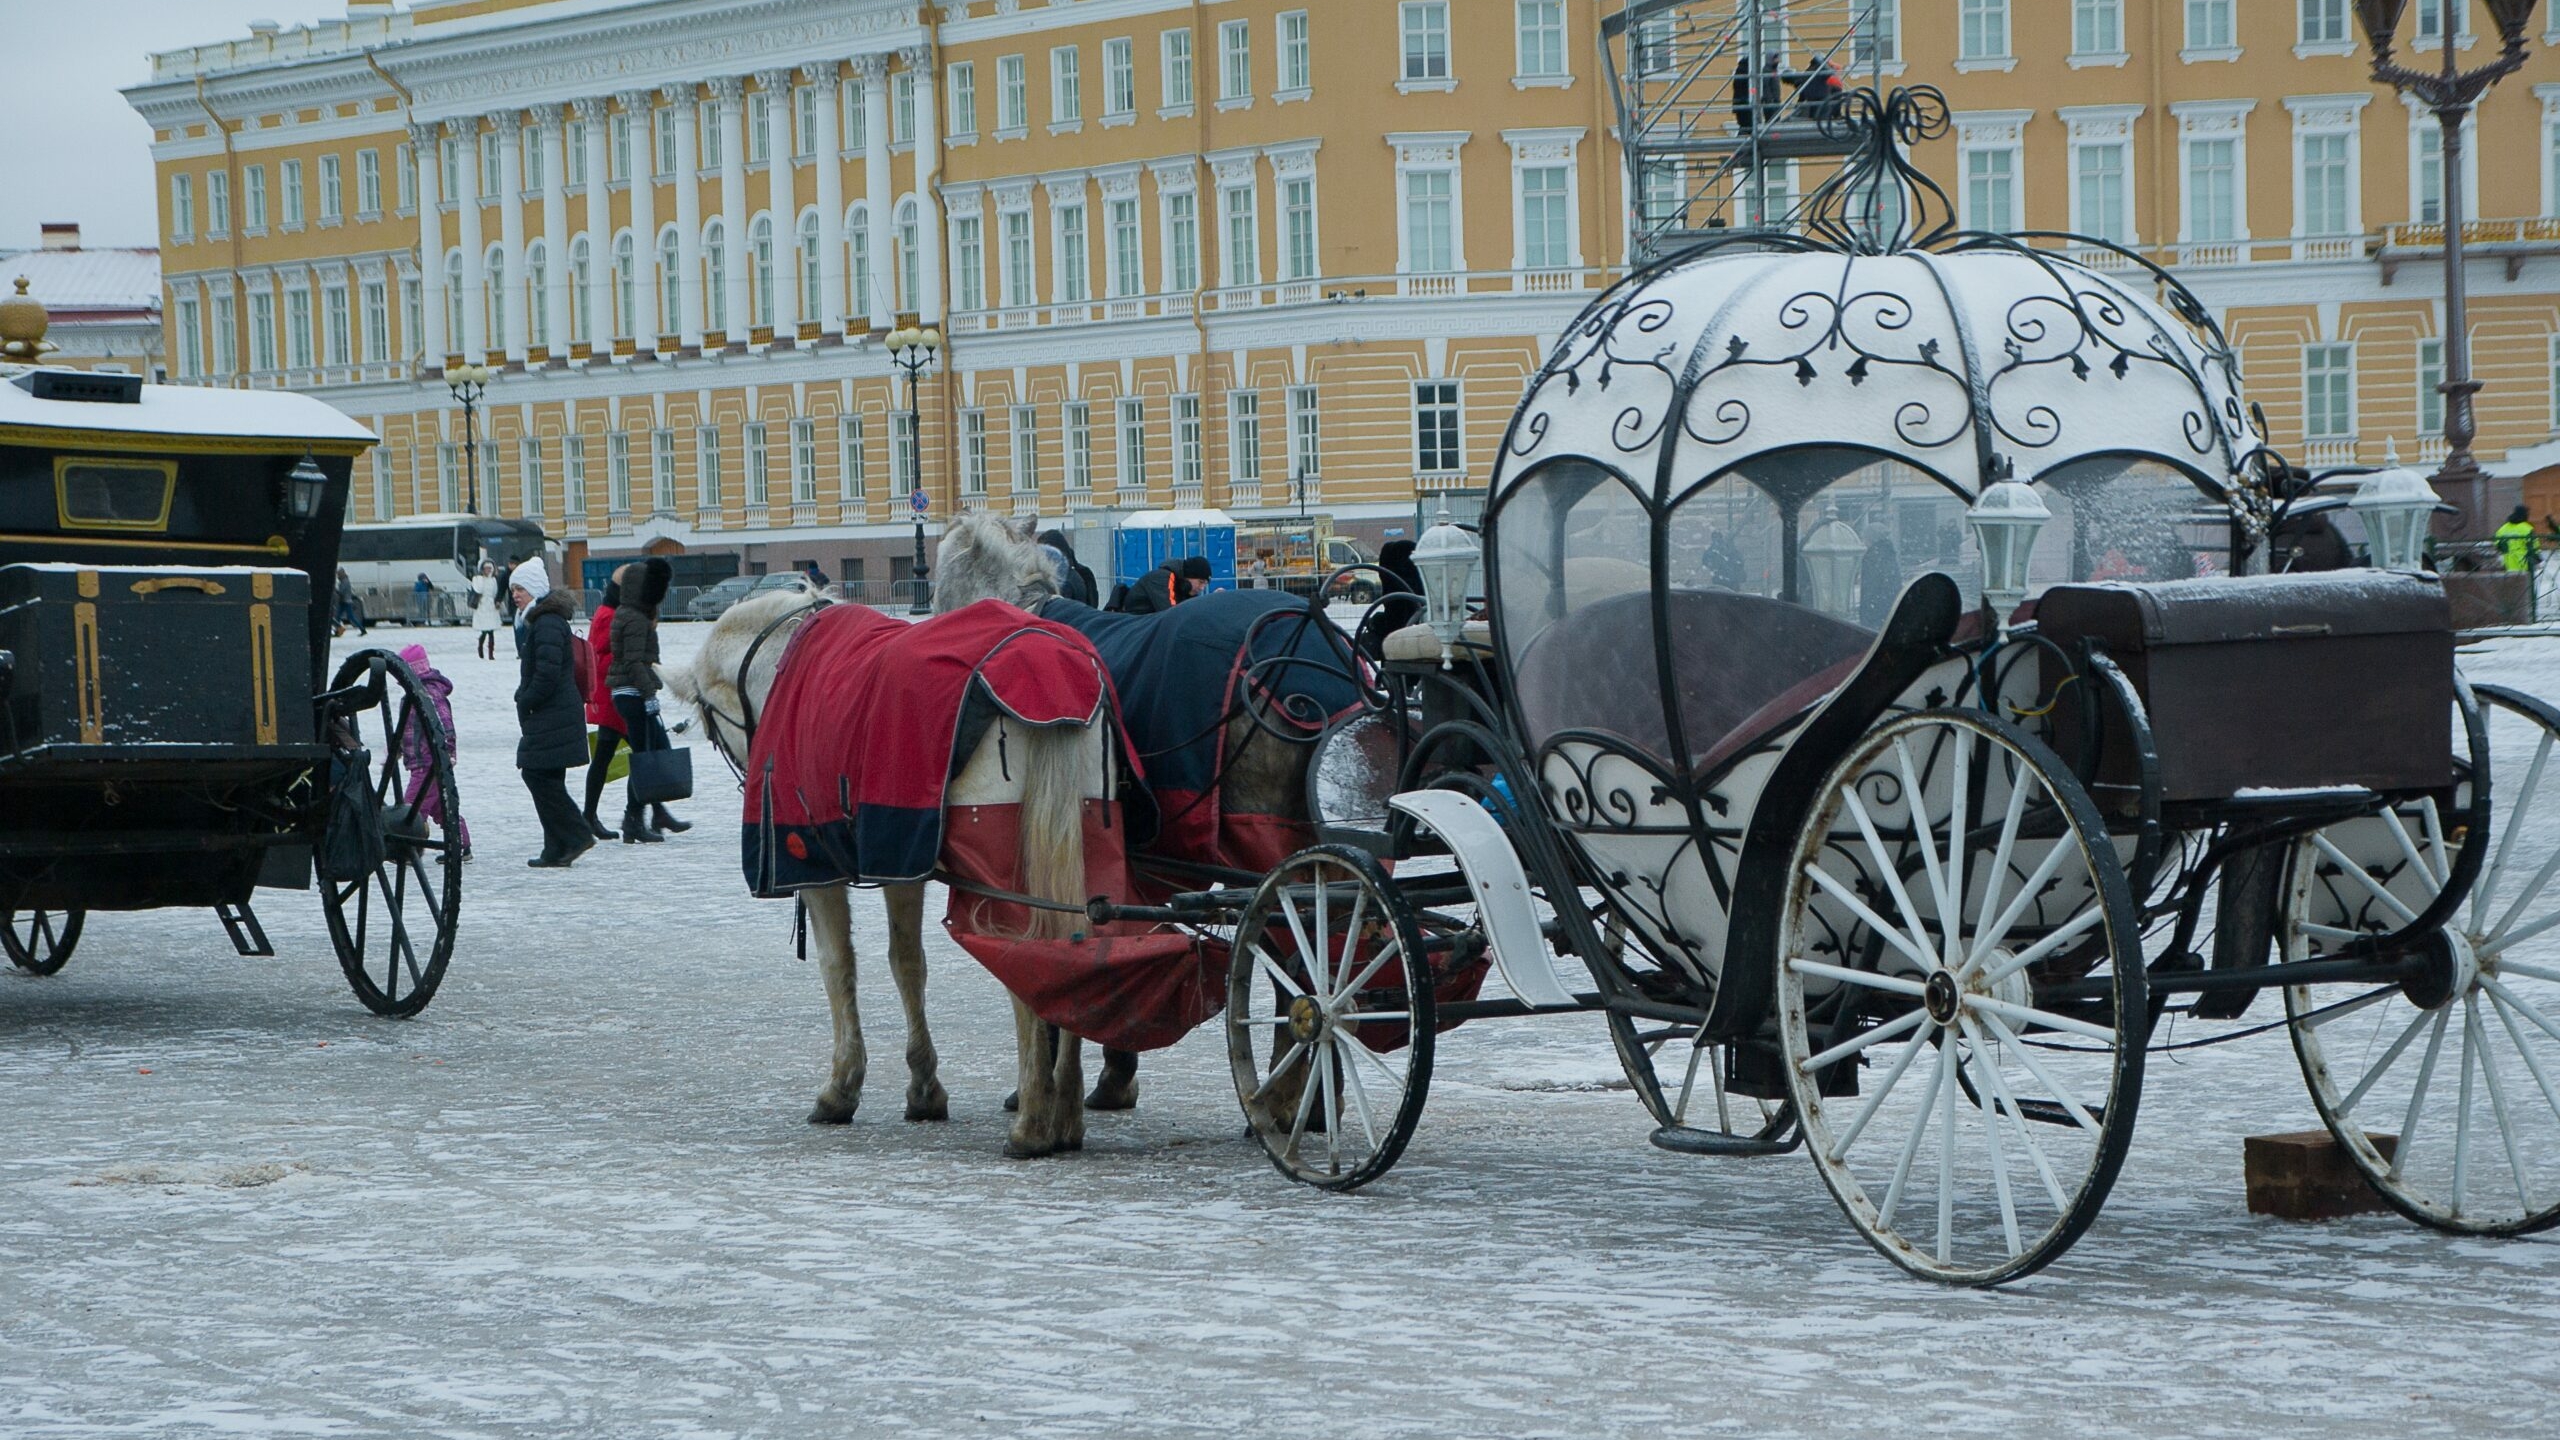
[320,650,463,1018]
[1600,904,1794,1149]
[2282,683,2560,1234]
[2,908,83,976]
[1777,709,2146,1286]
[1227,845,1436,1191]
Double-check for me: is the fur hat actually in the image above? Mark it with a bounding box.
[638,556,673,608]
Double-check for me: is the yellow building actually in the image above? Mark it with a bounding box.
[123,1,2560,589]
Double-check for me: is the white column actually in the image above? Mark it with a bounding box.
[411,121,447,369]
[906,46,943,324]
[619,90,660,350]
[576,97,613,359]
[668,84,704,351]
[539,107,572,362]
[858,54,893,329]
[758,67,800,343]
[810,67,845,339]
[453,119,488,359]
[712,74,751,348]
[492,110,527,364]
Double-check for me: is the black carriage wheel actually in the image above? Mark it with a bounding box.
[2283,682,2560,1235]
[1227,845,1436,1191]
[2,908,84,977]
[1777,708,2146,1286]
[1600,900,1796,1148]
[320,649,464,1017]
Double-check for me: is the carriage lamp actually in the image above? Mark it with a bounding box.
[1966,479,2050,627]
[1412,504,1481,670]
[1800,501,1868,618]
[2351,443,2442,573]
[281,452,330,527]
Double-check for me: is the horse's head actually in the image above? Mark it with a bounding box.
[935,510,1059,614]
[664,582,822,770]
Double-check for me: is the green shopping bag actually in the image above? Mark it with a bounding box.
[590,728,632,781]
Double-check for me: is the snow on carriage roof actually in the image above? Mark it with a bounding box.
[0,370,375,451]
[1489,243,2267,506]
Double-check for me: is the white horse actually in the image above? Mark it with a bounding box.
[664,584,1096,1158]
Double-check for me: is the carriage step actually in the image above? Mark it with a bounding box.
[216,901,273,957]
[1648,1124,1794,1158]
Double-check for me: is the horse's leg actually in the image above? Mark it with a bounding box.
[881,881,947,1121]
[1087,1047,1140,1111]
[803,885,867,1125]
[1053,1028,1086,1152]
[1004,998,1061,1158]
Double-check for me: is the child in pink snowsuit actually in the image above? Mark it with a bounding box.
[397,644,470,858]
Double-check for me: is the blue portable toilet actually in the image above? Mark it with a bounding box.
[1113,508,1238,593]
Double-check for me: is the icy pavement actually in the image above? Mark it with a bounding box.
[4,620,2559,1439]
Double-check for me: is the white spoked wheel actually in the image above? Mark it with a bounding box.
[2283,683,2560,1234]
[1778,709,2146,1286]
[1227,846,1436,1191]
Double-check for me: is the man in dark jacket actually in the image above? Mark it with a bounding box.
[1038,528,1100,607]
[509,558,593,868]
[1122,554,1212,615]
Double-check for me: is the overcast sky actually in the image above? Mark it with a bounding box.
[0,2,345,252]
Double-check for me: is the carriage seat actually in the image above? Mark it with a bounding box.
[1513,589,1874,777]
[1380,618,1492,663]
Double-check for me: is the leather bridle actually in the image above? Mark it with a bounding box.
[696,594,832,782]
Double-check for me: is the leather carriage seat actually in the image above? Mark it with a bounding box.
[1514,589,1873,777]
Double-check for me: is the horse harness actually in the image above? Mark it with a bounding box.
[698,594,835,784]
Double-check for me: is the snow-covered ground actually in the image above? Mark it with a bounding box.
[5,620,2560,1438]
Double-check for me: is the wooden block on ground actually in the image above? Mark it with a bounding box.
[2245,1130,2396,1221]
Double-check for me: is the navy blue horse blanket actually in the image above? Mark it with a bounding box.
[1043,590,1364,873]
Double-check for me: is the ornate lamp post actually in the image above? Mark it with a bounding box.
[445,362,496,514]
[887,325,942,614]
[2358,0,2544,536]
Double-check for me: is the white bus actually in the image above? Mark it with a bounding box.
[338,514,550,625]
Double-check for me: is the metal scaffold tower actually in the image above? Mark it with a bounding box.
[1604,0,1896,262]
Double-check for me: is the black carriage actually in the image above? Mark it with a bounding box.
[1101,90,2560,1285]
[1,304,462,1014]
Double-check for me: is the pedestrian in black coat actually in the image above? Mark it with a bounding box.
[1122,554,1212,615]
[606,557,687,843]
[509,558,593,868]
[1039,528,1100,607]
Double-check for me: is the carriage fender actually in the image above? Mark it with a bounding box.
[1387,789,1579,1010]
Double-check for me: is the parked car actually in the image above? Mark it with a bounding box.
[683,572,807,621]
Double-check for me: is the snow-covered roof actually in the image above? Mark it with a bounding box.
[0,248,160,319]
[0,371,375,452]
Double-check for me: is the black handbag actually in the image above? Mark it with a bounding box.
[318,748,386,882]
[627,745,694,805]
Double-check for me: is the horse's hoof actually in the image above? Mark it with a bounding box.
[1065,1134,1084,1151]
[807,1095,857,1125]
[1085,1083,1137,1112]
[1001,1089,1020,1114]
[1002,1134,1059,1160]
[905,1093,949,1122]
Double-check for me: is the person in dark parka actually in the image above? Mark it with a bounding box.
[1039,528,1100,607]
[1354,538,1427,661]
[510,558,593,868]
[606,557,688,843]
[1122,554,1212,615]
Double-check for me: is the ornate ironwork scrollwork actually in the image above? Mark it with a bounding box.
[1803,85,1957,255]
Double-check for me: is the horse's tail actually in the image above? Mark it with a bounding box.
[1014,722,1089,942]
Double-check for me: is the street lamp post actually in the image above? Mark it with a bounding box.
[2359,0,2544,537]
[887,325,942,614]
[445,362,496,514]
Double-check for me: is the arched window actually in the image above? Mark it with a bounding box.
[895,197,920,313]
[798,210,822,319]
[525,239,550,347]
[568,235,591,341]
[614,231,637,338]
[847,203,872,317]
[749,214,776,329]
[444,250,465,348]
[704,218,728,332]
[485,244,508,345]
[658,227,681,333]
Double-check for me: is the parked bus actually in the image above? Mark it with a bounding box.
[339,514,549,624]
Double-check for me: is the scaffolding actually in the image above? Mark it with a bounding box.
[1603,0,1896,262]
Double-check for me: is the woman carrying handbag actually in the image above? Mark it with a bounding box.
[605,557,691,842]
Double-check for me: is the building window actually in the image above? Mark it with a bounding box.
[608,113,631,181]
[1117,397,1147,491]
[1401,2,1451,83]
[2304,343,2355,439]
[792,86,817,160]
[2185,0,2237,52]
[1065,401,1092,490]
[1280,11,1313,94]
[1960,0,2011,61]
[2420,337,2446,435]
[319,155,342,222]
[1009,405,1037,499]
[1516,1,1566,79]
[2415,0,2470,44]
[1058,200,1091,303]
[1164,29,1195,109]
[1519,163,1572,269]
[396,144,414,210]
[357,150,381,214]
[481,132,502,196]
[701,99,726,164]
[282,159,305,228]
[2186,137,2241,241]
[2074,141,2130,243]
[324,285,351,366]
[244,165,268,232]
[523,127,546,190]
[371,450,392,521]
[892,72,916,146]
[657,228,682,327]
[703,219,728,331]
[1221,183,1259,287]
[362,280,389,363]
[399,279,419,356]
[212,293,236,374]
[527,241,551,346]
[842,79,865,151]
[898,200,921,310]
[286,288,313,369]
[1855,0,1902,65]
[648,428,676,512]
[565,118,588,185]
[781,418,815,505]
[952,214,985,313]
[520,437,546,517]
[697,425,723,507]
[1287,384,1321,484]
[1166,190,1201,291]
[1104,38,1136,119]
[1403,169,1457,272]
[614,233,637,337]
[564,435,588,517]
[891,412,916,496]
[841,414,867,499]
[1229,391,1262,494]
[1001,209,1035,308]
[948,62,976,139]
[751,215,776,328]
[207,171,229,235]
[998,55,1029,133]
[744,421,770,506]
[437,443,459,511]
[1051,47,1082,126]
[747,92,771,163]
[1174,394,1203,492]
[175,296,201,380]
[1964,143,2018,232]
[608,432,634,512]
[1109,197,1144,296]
[2413,114,2476,226]
[655,109,677,177]
[848,211,873,317]
[1282,176,1318,281]
[171,174,194,239]
[1415,380,1461,475]
[1220,20,1252,103]
[445,252,466,345]
[961,412,990,496]
[2300,131,2353,237]
[2301,0,2352,45]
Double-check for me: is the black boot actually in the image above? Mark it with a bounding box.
[621,807,664,844]
[652,805,692,834]
[584,808,616,841]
